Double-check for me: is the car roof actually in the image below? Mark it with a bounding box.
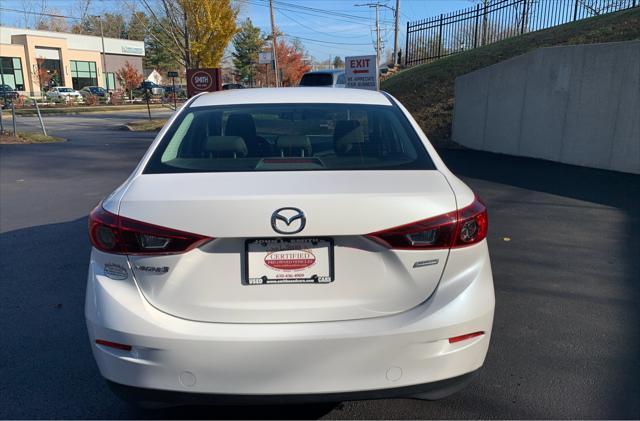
[190,87,391,107]
[304,69,344,75]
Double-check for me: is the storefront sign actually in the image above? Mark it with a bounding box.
[186,68,222,97]
[121,46,144,55]
[258,52,272,64]
[345,55,378,90]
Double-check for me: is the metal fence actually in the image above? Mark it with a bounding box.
[405,0,638,66]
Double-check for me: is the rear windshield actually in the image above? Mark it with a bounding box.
[144,103,435,173]
[299,73,334,86]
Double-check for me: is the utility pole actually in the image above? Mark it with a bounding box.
[355,2,395,68]
[393,0,400,66]
[269,0,280,87]
[93,16,108,92]
[375,5,380,67]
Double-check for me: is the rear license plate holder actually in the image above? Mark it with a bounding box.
[244,237,334,285]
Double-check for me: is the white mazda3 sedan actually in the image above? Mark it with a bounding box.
[85,87,494,406]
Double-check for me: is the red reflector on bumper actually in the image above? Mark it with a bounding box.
[448,331,484,344]
[95,339,132,351]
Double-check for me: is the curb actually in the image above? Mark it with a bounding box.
[1,104,178,117]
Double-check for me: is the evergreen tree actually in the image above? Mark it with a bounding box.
[145,18,179,71]
[232,18,265,84]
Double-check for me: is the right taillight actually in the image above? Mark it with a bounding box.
[367,195,488,250]
[453,195,488,247]
[88,205,212,255]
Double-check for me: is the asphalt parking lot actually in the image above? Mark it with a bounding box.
[1,111,639,419]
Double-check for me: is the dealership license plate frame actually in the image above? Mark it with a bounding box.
[244,237,334,285]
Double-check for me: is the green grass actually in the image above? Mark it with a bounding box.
[0,131,65,144]
[1,103,172,116]
[125,119,168,131]
[381,7,640,146]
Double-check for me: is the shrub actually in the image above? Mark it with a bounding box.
[84,95,98,106]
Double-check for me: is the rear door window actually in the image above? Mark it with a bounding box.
[299,73,334,87]
[145,103,435,173]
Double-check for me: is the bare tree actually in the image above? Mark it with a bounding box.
[577,0,629,16]
[35,11,69,32]
[72,0,93,26]
[19,0,48,28]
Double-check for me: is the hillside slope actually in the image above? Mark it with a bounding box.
[382,7,640,147]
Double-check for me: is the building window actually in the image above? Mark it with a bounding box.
[0,57,25,90]
[104,72,116,91]
[70,60,98,89]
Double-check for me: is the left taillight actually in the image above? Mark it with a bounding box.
[367,195,488,250]
[88,205,212,255]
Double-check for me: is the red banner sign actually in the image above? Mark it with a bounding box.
[186,68,222,97]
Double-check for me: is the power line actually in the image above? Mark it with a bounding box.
[277,8,372,40]
[246,0,394,26]
[243,0,372,27]
[282,34,373,46]
[0,7,81,20]
[272,0,389,23]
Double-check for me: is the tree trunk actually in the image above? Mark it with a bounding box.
[183,7,190,68]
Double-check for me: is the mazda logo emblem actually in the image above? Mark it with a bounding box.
[271,207,306,235]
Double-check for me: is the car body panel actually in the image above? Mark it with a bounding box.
[86,240,494,394]
[86,87,494,400]
[191,87,387,107]
[119,170,456,323]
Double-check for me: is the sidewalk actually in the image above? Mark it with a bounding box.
[0,103,178,116]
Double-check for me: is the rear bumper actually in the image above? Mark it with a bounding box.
[107,371,478,405]
[85,241,494,398]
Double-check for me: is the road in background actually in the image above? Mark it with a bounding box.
[1,113,638,419]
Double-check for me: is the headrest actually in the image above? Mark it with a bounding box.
[334,120,364,155]
[225,113,256,138]
[334,120,364,144]
[205,136,248,157]
[276,135,312,156]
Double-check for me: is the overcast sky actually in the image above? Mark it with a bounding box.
[0,0,474,61]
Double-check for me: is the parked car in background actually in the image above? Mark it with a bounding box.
[46,87,83,102]
[80,86,109,99]
[299,69,345,88]
[135,81,164,97]
[163,84,186,97]
[222,83,245,90]
[0,84,19,101]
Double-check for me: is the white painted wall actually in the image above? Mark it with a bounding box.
[0,26,144,56]
[452,41,640,175]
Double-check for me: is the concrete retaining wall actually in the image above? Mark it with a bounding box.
[452,41,640,174]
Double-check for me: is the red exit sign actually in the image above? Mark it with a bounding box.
[350,58,371,73]
[345,55,378,90]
